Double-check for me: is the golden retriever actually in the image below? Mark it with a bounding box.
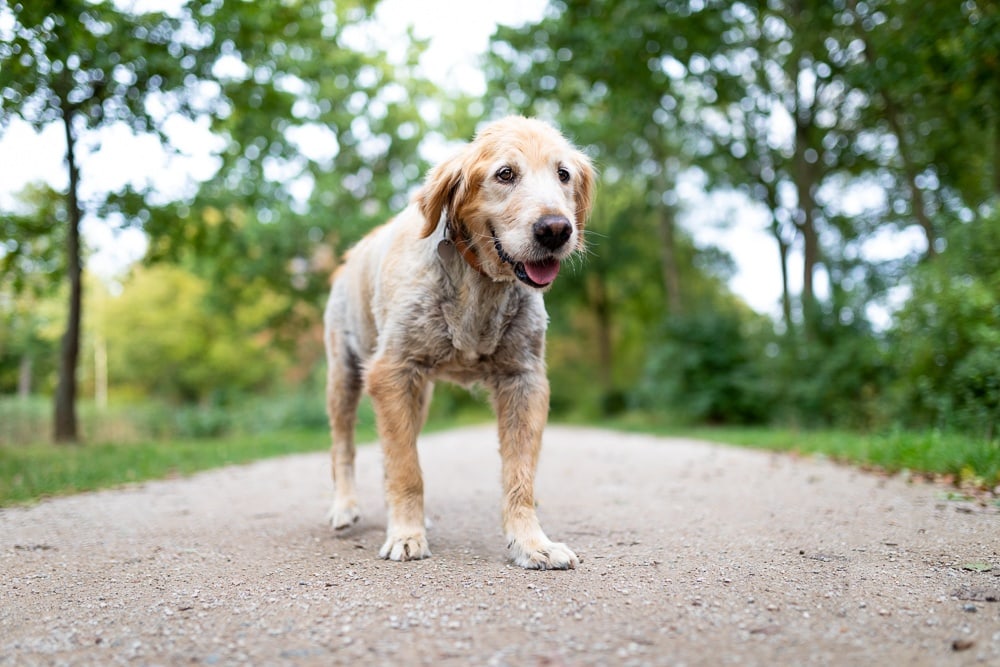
[323,116,594,569]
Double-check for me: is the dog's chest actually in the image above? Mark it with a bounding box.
[440,288,523,361]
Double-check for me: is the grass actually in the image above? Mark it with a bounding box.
[3,404,997,507]
[0,400,493,507]
[597,413,1000,488]
[0,429,340,506]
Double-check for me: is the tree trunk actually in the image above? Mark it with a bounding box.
[774,225,793,333]
[588,274,614,401]
[657,205,682,315]
[883,106,937,258]
[763,181,794,334]
[845,0,937,257]
[54,106,82,443]
[17,354,32,398]
[786,0,822,339]
[798,209,821,334]
[794,117,822,337]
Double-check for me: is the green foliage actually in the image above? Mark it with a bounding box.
[635,300,892,429]
[0,186,66,394]
[2,0,997,457]
[851,0,1000,208]
[889,212,1000,437]
[1,1,441,440]
[772,329,889,430]
[133,0,439,318]
[0,185,66,295]
[0,186,70,416]
[483,0,999,443]
[2,1,196,130]
[640,308,773,425]
[92,264,294,402]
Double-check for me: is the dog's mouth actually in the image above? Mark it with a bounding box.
[491,230,561,288]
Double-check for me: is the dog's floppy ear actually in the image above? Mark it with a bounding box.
[417,149,466,239]
[572,151,596,231]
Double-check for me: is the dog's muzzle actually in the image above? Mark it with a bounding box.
[491,216,572,288]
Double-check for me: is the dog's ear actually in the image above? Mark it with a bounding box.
[417,150,466,239]
[572,151,596,231]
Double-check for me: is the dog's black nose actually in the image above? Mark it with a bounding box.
[533,215,573,251]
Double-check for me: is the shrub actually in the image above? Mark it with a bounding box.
[639,309,774,425]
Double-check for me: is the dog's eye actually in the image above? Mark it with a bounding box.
[495,166,516,183]
[557,167,571,183]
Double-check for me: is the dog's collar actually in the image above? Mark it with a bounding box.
[439,218,491,279]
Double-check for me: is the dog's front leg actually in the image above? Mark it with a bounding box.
[367,357,432,561]
[492,372,579,570]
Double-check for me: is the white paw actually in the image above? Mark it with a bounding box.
[509,536,579,570]
[378,530,431,561]
[326,501,360,530]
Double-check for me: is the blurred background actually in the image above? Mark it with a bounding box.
[1,0,997,452]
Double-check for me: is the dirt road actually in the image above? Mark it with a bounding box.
[2,426,998,665]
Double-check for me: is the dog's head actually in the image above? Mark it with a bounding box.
[417,116,595,290]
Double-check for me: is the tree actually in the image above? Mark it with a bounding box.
[0,184,66,398]
[486,1,872,335]
[486,0,723,316]
[1,0,434,438]
[484,0,764,416]
[846,1,1000,237]
[1,1,233,440]
[480,0,1000,433]
[139,1,436,318]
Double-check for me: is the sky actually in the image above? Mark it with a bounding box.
[0,0,843,317]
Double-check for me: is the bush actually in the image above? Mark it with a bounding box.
[767,325,890,430]
[887,213,1000,438]
[639,309,774,425]
[951,347,1000,440]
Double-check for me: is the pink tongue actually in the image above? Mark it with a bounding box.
[524,259,561,285]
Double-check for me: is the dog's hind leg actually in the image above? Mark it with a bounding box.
[366,356,432,561]
[325,328,363,530]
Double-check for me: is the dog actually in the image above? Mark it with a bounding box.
[323,116,594,569]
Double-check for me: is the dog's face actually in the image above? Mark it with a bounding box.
[418,117,595,289]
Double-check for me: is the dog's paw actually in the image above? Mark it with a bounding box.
[509,537,579,570]
[326,501,360,530]
[379,530,431,562]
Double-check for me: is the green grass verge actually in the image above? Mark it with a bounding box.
[595,414,1000,488]
[4,409,997,507]
[0,408,493,507]
[0,429,345,507]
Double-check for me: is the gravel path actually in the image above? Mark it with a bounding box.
[2,425,998,666]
